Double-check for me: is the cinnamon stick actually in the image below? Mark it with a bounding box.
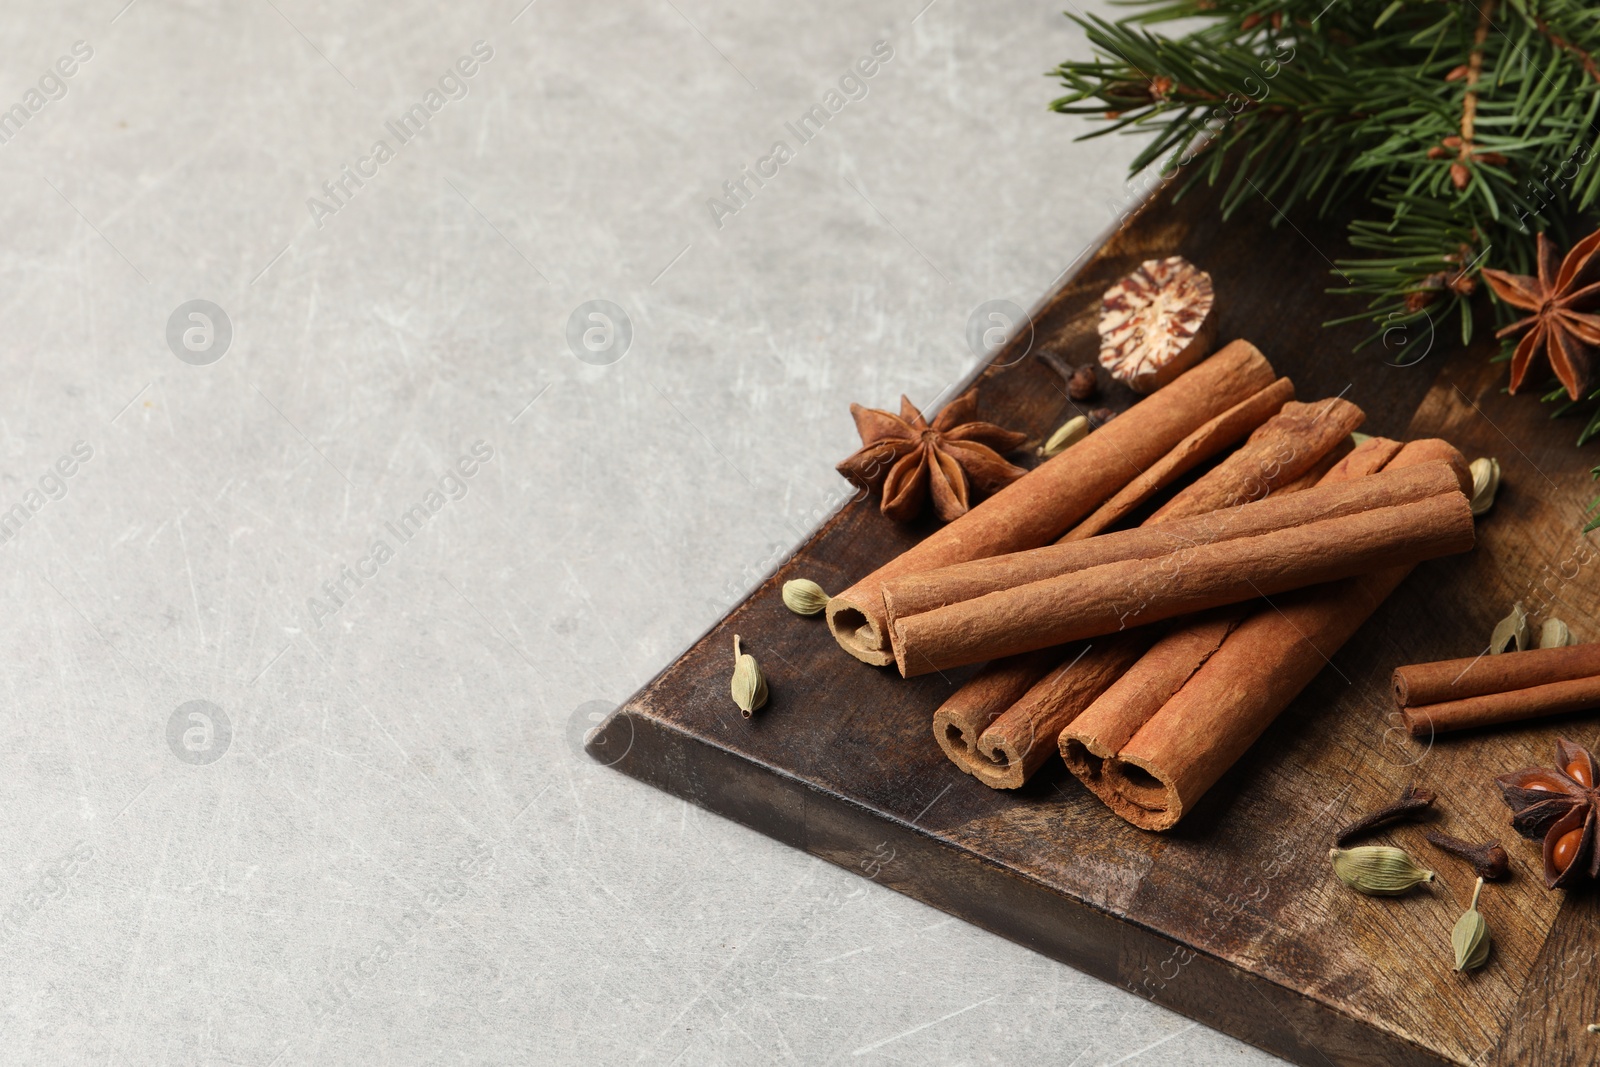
[890,462,1475,677]
[1061,377,1295,540]
[1060,609,1245,786]
[1396,643,1600,706]
[968,636,1150,788]
[883,456,1453,624]
[932,649,1066,771]
[824,340,1278,665]
[1063,438,1471,831]
[1397,643,1600,736]
[1147,395,1365,523]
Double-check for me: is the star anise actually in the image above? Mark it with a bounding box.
[1481,230,1600,401]
[836,388,1027,523]
[1495,738,1600,889]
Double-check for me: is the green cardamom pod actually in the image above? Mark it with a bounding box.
[1490,601,1530,654]
[782,578,830,616]
[1468,457,1501,517]
[1539,617,1576,649]
[1039,415,1089,458]
[1329,846,1435,896]
[1452,877,1491,972]
[730,634,768,718]
[1350,431,1372,446]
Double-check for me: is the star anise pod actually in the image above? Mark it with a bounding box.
[836,388,1027,523]
[1495,738,1600,889]
[1481,230,1600,401]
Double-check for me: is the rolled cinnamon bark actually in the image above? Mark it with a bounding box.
[935,397,1358,787]
[1402,677,1600,736]
[932,649,1066,771]
[1066,438,1471,831]
[968,636,1150,789]
[1146,396,1365,523]
[1059,609,1245,786]
[1395,643,1600,707]
[883,458,1455,624]
[1062,377,1295,541]
[825,340,1278,665]
[1396,643,1600,736]
[889,462,1474,677]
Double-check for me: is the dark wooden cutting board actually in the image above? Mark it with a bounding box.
[591,179,1600,1067]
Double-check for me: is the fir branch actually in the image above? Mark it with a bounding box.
[1050,0,1600,458]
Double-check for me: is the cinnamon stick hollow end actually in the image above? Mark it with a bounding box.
[825,339,1279,663]
[1058,612,1242,787]
[825,598,897,666]
[931,649,1062,774]
[969,637,1148,789]
[1102,755,1188,831]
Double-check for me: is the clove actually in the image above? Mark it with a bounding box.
[1037,351,1077,384]
[1426,831,1509,881]
[1068,365,1099,401]
[1334,784,1437,847]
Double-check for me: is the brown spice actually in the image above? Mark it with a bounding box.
[1481,229,1600,401]
[1496,739,1600,889]
[886,460,1475,676]
[1425,831,1509,880]
[1068,364,1098,401]
[1334,784,1437,847]
[836,388,1027,523]
[1098,256,1217,393]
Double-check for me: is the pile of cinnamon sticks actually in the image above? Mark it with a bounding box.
[822,339,1479,830]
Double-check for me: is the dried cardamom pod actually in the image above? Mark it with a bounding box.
[782,579,830,616]
[1490,601,1530,654]
[1468,457,1501,516]
[1329,845,1435,896]
[1540,617,1576,649]
[1350,431,1373,446]
[1038,415,1089,458]
[730,634,768,718]
[1451,877,1491,972]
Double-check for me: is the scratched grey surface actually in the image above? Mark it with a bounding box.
[0,1,1287,1064]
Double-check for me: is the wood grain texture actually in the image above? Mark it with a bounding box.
[594,179,1600,1067]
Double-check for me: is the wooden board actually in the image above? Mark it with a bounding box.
[591,179,1600,1067]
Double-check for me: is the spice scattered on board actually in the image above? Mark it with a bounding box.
[782,579,830,616]
[836,388,1028,524]
[1451,877,1492,972]
[1334,784,1436,847]
[1330,845,1435,896]
[1468,456,1501,515]
[1490,601,1531,654]
[1496,739,1600,889]
[1098,256,1217,393]
[1038,415,1088,458]
[730,635,768,718]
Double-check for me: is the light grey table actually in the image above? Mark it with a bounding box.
[0,1,1287,1063]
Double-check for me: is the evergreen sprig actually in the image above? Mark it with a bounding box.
[1050,0,1600,497]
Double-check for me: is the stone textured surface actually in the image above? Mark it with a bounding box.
[0,0,1282,1063]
